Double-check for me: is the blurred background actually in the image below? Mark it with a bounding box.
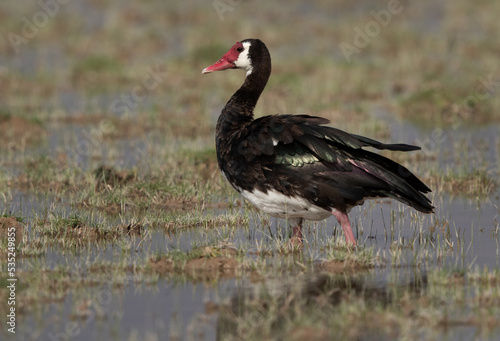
[1,0,499,151]
[1,0,498,200]
[1,1,499,340]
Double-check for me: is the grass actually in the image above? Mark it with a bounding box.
[430,167,497,197]
[0,0,499,339]
[216,265,500,341]
[1,199,498,339]
[71,55,126,89]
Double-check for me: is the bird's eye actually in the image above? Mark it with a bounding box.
[236,47,243,52]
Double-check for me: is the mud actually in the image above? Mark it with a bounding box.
[39,222,142,245]
[285,326,329,341]
[0,216,24,245]
[149,248,240,282]
[315,259,372,274]
[94,165,136,191]
[0,116,46,149]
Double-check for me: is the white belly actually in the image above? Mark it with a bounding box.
[240,189,331,221]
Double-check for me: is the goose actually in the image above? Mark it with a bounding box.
[202,39,433,246]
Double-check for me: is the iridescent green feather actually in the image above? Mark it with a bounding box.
[276,144,319,167]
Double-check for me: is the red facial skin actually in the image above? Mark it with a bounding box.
[202,41,244,74]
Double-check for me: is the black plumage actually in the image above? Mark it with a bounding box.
[203,39,433,246]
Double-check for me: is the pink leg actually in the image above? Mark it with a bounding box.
[289,218,304,247]
[332,210,357,246]
[292,226,303,240]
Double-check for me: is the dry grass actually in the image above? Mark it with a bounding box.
[0,1,499,340]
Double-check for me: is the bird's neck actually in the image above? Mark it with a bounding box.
[217,64,271,133]
[228,70,269,114]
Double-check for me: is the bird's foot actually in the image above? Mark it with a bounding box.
[286,226,304,250]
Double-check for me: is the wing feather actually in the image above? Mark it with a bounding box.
[229,114,433,213]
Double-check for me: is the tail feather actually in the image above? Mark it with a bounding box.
[352,150,434,213]
[350,134,421,152]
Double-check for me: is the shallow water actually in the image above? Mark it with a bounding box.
[3,110,500,341]
[3,109,499,340]
[3,182,499,340]
[17,279,222,341]
[1,0,500,339]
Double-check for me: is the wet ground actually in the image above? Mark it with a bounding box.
[1,1,500,340]
[2,117,499,340]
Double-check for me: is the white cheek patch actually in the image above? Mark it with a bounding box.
[234,41,253,76]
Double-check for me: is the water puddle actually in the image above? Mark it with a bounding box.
[1,1,499,338]
[2,183,499,340]
[2,115,500,340]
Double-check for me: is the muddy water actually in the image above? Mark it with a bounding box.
[3,120,500,341]
[2,102,499,341]
[24,280,223,341]
[4,184,500,340]
[1,1,499,339]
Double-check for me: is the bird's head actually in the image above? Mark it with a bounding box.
[202,40,254,76]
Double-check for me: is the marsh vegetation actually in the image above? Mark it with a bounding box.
[0,0,499,340]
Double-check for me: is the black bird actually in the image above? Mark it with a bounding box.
[202,39,433,246]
